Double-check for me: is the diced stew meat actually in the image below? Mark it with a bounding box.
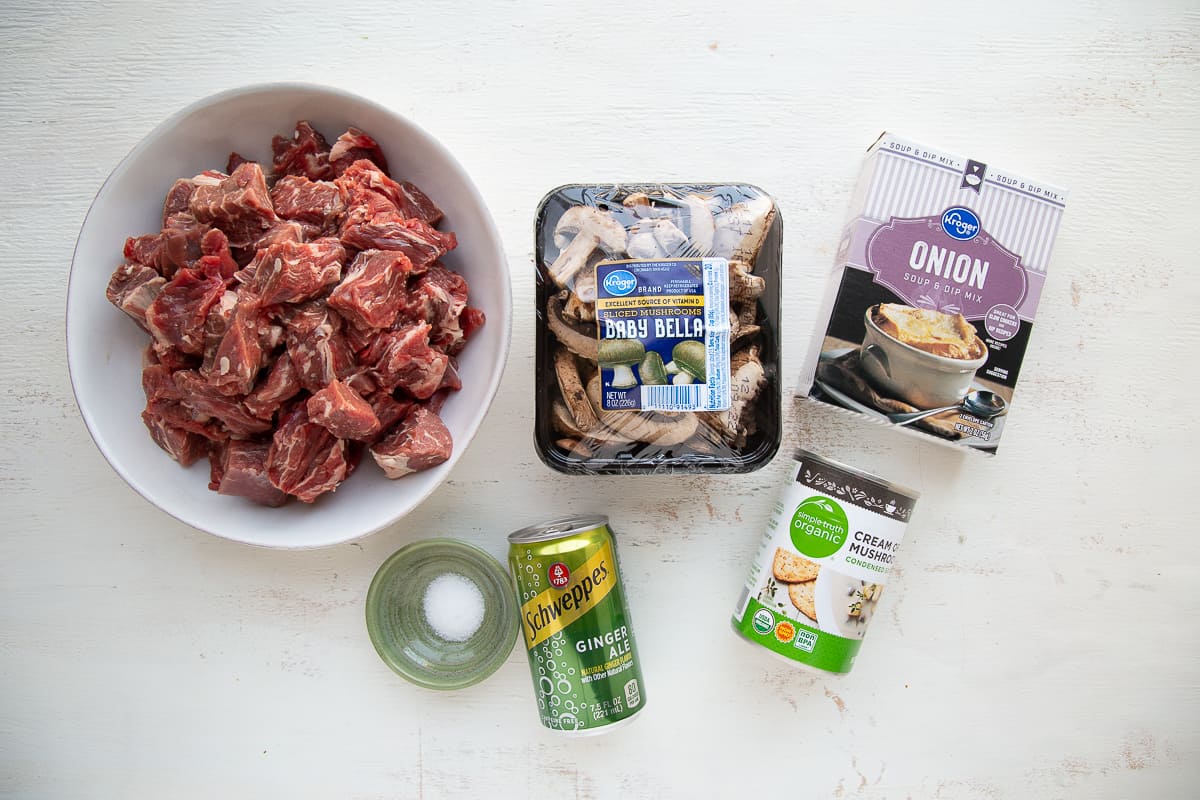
[106,121,484,506]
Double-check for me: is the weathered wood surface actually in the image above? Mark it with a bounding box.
[1,1,1197,796]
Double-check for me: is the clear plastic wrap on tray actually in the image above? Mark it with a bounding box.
[534,183,782,474]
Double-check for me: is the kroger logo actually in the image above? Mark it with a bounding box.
[941,207,980,241]
[602,269,637,296]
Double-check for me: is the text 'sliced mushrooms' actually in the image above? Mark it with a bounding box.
[534,183,782,474]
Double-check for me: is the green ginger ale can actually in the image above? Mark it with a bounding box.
[508,515,646,735]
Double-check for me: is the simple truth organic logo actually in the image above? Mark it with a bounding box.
[790,496,849,559]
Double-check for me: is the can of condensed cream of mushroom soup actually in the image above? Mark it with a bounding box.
[731,450,919,674]
[508,515,646,735]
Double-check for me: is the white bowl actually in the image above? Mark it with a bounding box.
[66,83,511,548]
[859,307,987,409]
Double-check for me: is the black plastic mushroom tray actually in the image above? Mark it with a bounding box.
[533,183,782,475]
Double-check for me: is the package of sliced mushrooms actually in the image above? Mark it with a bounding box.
[534,184,782,474]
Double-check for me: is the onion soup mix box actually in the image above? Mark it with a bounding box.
[797,133,1068,455]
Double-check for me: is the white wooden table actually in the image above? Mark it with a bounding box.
[3,1,1198,797]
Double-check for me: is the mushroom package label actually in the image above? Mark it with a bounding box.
[594,258,731,413]
[533,183,783,475]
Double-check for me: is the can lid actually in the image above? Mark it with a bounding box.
[507,514,610,544]
[795,448,920,502]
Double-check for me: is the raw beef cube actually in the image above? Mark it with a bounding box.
[250,237,345,305]
[281,304,355,392]
[226,152,252,174]
[244,352,301,420]
[270,175,345,229]
[275,299,330,338]
[394,181,444,227]
[267,403,349,503]
[174,370,273,437]
[438,359,462,392]
[289,322,356,393]
[362,323,449,399]
[254,220,307,248]
[334,160,441,225]
[400,262,473,353]
[458,307,486,350]
[339,210,456,268]
[142,360,184,403]
[271,121,334,181]
[345,370,377,397]
[207,443,224,490]
[327,250,414,330]
[106,262,165,329]
[307,379,381,440]
[195,228,238,281]
[208,297,266,396]
[150,341,199,373]
[212,439,289,507]
[343,320,377,357]
[367,392,414,439]
[162,178,198,226]
[328,127,389,176]
[124,213,209,278]
[190,162,278,248]
[198,290,238,378]
[141,410,207,466]
[369,405,452,479]
[145,268,226,355]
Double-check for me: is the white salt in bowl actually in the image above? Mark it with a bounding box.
[66,83,511,548]
[365,538,518,690]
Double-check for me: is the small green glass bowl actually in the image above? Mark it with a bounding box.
[366,538,518,690]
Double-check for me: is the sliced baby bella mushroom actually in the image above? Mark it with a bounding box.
[601,408,699,446]
[584,375,638,442]
[731,322,762,351]
[572,259,600,303]
[672,339,707,384]
[712,196,776,264]
[728,260,766,303]
[650,218,688,255]
[699,345,766,446]
[639,351,668,385]
[599,338,645,389]
[551,398,584,438]
[626,220,663,260]
[556,437,593,458]
[554,348,598,433]
[734,299,758,328]
[682,194,716,253]
[549,206,626,287]
[547,294,598,360]
[622,192,677,219]
[562,290,596,324]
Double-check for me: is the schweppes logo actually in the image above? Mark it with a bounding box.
[520,540,615,649]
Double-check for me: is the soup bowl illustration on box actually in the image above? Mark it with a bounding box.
[859,304,988,410]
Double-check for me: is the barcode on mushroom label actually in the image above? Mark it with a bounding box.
[641,385,702,411]
[594,257,731,413]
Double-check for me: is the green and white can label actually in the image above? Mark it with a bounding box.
[731,451,918,674]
